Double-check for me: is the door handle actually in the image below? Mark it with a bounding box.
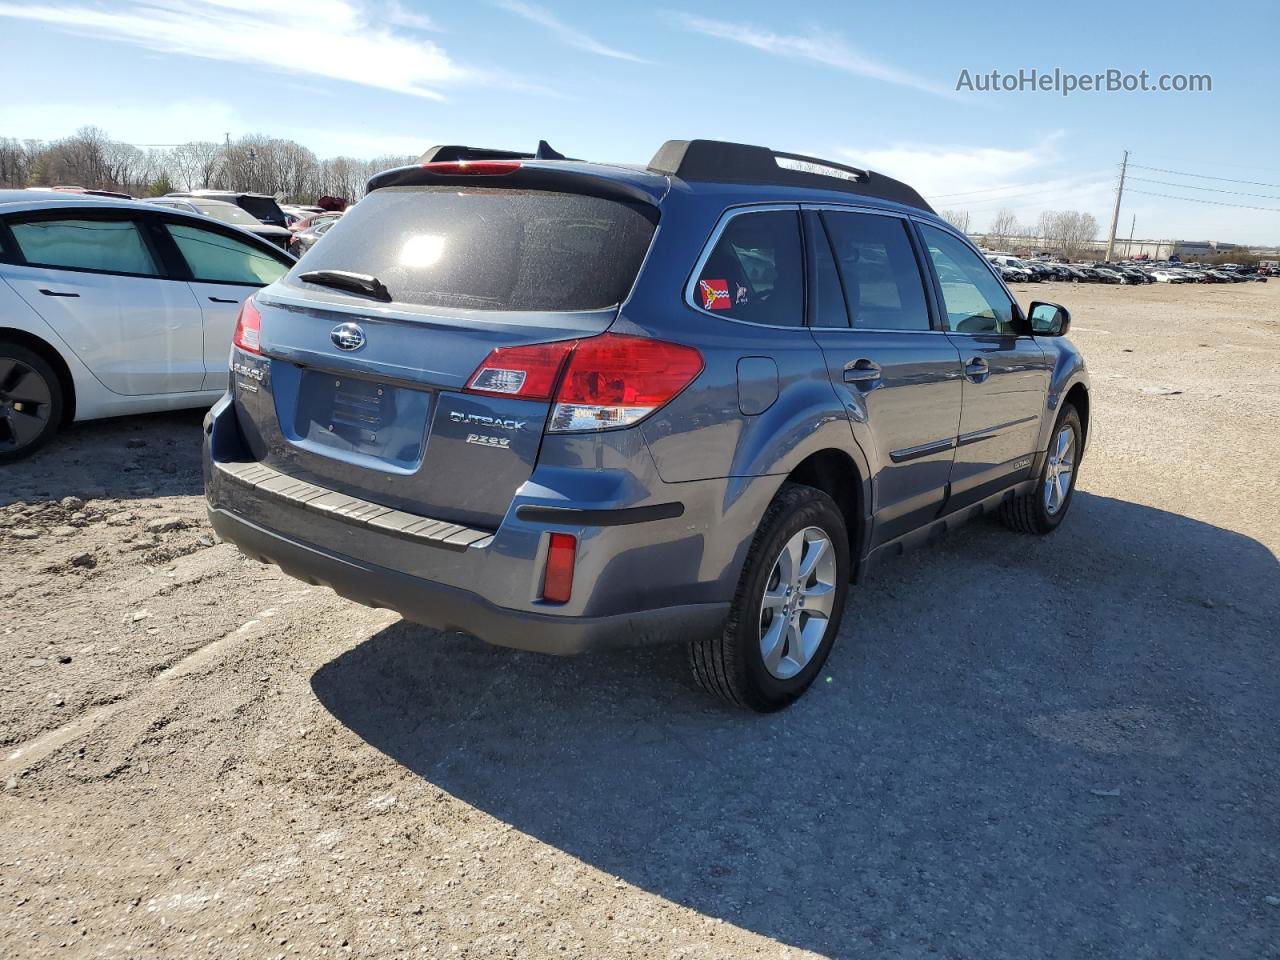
[39,288,80,298]
[208,296,240,304]
[964,357,989,382]
[842,359,882,385]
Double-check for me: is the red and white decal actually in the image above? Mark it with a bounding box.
[699,278,731,310]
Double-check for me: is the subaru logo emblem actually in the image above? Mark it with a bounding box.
[330,322,366,351]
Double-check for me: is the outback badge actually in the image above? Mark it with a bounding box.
[330,322,366,351]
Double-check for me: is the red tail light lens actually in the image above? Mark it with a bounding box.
[231,296,261,355]
[542,533,576,604]
[463,333,703,432]
[550,333,703,432]
[465,340,577,400]
[421,160,521,176]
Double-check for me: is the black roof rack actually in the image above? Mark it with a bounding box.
[417,140,576,164]
[646,139,934,213]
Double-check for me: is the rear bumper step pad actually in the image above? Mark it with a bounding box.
[214,460,493,549]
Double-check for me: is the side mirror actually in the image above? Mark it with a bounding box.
[1029,301,1070,336]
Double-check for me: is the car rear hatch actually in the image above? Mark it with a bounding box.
[229,168,662,530]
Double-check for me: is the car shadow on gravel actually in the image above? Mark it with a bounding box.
[311,492,1280,958]
[1,409,207,506]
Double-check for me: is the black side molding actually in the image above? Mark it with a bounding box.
[516,502,684,527]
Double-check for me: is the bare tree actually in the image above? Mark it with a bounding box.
[940,209,971,233]
[987,208,1019,247]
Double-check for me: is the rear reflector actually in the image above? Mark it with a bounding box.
[231,296,261,355]
[421,160,521,176]
[542,533,576,604]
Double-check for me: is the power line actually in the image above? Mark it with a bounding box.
[1127,176,1280,201]
[1126,189,1280,213]
[1128,163,1280,189]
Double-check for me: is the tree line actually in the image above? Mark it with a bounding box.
[939,207,1101,258]
[0,126,418,202]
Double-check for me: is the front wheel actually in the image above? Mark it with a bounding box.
[1000,404,1082,535]
[690,483,850,711]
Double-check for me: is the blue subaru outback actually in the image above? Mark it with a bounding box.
[204,139,1090,711]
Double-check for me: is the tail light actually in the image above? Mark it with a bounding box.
[465,341,577,400]
[550,335,703,432]
[231,296,262,355]
[464,333,703,432]
[541,533,576,604]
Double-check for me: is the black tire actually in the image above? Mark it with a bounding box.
[0,342,63,464]
[1000,404,1083,535]
[690,482,851,712]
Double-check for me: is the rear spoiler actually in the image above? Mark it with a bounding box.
[416,140,577,164]
[367,155,660,208]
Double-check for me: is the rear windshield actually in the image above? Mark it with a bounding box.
[238,195,284,223]
[290,185,658,312]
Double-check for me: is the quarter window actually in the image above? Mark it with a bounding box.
[166,222,289,285]
[821,211,930,331]
[10,218,158,275]
[918,224,1018,334]
[695,210,804,327]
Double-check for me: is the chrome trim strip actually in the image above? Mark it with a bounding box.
[889,437,957,464]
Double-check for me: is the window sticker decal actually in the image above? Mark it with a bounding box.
[699,278,731,310]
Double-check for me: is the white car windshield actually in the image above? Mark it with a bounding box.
[194,203,258,226]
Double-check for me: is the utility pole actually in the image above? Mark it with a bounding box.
[1104,149,1128,263]
[1127,214,1136,258]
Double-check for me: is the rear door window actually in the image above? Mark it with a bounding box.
[694,209,804,327]
[821,211,930,331]
[165,222,290,285]
[9,217,158,276]
[293,186,658,312]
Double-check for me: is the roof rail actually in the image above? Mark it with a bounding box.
[646,139,934,213]
[417,140,576,164]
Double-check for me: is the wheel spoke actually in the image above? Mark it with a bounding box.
[8,367,52,406]
[760,616,787,675]
[761,583,788,611]
[1056,428,1071,459]
[5,408,47,446]
[801,579,836,617]
[797,534,828,583]
[779,531,804,586]
[0,357,19,393]
[796,615,828,667]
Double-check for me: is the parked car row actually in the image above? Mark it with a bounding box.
[985,251,1268,286]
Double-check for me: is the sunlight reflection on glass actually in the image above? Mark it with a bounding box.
[400,234,445,268]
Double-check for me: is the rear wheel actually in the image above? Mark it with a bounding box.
[0,342,63,463]
[1000,404,1082,535]
[690,483,850,711]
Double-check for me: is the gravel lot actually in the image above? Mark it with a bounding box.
[2,281,1278,959]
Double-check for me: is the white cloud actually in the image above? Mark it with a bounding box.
[669,13,955,99]
[496,0,648,62]
[0,0,466,100]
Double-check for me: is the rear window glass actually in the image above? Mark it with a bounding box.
[292,186,658,312]
[237,196,282,223]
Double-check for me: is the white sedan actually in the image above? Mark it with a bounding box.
[0,191,295,461]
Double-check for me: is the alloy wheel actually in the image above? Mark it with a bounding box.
[1043,423,1076,515]
[0,356,53,455]
[758,526,837,680]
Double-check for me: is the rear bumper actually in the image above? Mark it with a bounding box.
[208,506,727,654]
